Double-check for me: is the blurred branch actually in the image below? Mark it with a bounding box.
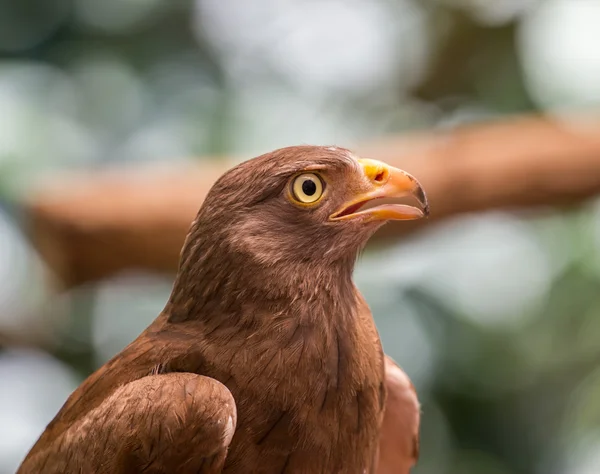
[24,113,600,288]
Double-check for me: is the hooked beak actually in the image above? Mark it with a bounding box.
[329,158,429,222]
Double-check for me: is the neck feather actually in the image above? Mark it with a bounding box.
[166,227,358,326]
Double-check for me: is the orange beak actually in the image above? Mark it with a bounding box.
[329,158,429,222]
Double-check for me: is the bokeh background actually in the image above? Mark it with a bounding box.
[2,1,600,473]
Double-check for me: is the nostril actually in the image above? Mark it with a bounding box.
[374,170,387,183]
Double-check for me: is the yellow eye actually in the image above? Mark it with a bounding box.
[291,173,324,204]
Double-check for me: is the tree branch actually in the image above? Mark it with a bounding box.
[25,113,600,288]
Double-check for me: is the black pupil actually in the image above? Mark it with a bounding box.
[302,179,317,196]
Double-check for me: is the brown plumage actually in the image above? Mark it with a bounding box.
[18,145,427,474]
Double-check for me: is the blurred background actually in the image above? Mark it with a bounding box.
[2,0,600,473]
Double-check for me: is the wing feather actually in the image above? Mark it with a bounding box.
[18,373,236,474]
[377,355,420,474]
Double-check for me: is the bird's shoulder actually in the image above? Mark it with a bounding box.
[27,316,212,454]
[19,372,237,473]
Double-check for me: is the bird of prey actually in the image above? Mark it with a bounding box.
[18,146,426,474]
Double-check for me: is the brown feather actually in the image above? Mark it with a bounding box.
[18,146,419,474]
[19,370,236,473]
[377,356,421,474]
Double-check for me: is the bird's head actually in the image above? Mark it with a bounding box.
[172,146,428,312]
